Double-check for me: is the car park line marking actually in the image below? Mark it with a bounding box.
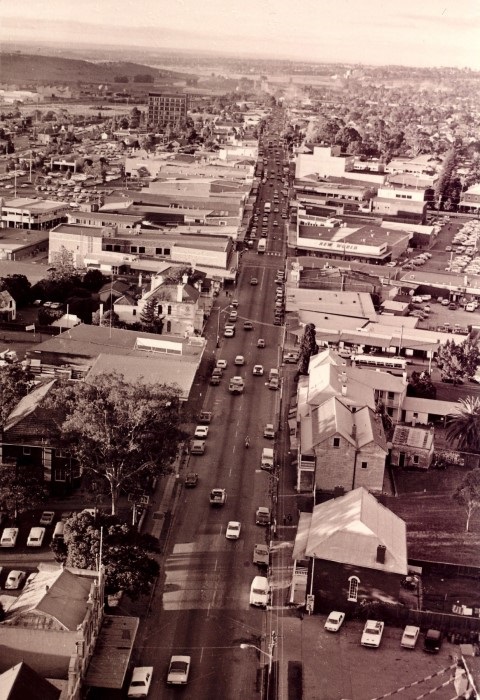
[368,663,456,699]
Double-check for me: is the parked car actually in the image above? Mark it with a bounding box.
[167,656,191,685]
[5,570,26,590]
[39,510,55,526]
[190,440,205,455]
[194,425,209,439]
[263,423,275,439]
[127,666,153,697]
[184,473,199,488]
[284,352,298,364]
[0,527,18,547]
[361,620,384,647]
[27,527,45,547]
[250,575,269,607]
[324,611,345,632]
[401,625,420,649]
[423,628,443,653]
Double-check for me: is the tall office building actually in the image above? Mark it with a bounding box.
[148,92,189,127]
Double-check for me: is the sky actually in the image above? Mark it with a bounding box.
[0,0,479,70]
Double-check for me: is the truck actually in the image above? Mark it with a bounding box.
[229,376,245,394]
[209,488,227,507]
[261,447,274,471]
[258,238,267,254]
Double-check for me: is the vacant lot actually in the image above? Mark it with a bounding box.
[386,466,480,566]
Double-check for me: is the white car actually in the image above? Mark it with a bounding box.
[324,611,345,632]
[225,521,241,540]
[250,575,269,607]
[39,510,55,525]
[253,364,264,376]
[263,423,275,439]
[27,527,45,547]
[216,359,228,369]
[401,625,420,648]
[224,327,235,338]
[0,527,18,547]
[361,620,384,647]
[194,425,209,439]
[234,355,245,365]
[127,666,153,697]
[167,655,191,685]
[5,570,26,590]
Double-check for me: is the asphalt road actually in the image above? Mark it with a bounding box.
[133,115,290,699]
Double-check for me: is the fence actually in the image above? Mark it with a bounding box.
[409,558,480,580]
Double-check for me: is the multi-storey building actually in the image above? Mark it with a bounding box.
[148,92,188,127]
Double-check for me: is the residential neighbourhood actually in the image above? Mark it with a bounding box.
[0,6,480,700]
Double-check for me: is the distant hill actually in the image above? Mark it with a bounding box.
[0,52,189,85]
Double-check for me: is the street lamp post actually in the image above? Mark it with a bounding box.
[240,636,276,698]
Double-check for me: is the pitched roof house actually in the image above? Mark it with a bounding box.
[292,487,408,611]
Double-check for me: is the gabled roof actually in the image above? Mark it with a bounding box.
[298,487,408,575]
[308,348,343,371]
[3,379,56,436]
[4,566,94,631]
[307,364,376,409]
[0,662,60,700]
[310,397,387,452]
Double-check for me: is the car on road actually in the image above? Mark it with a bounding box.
[423,628,443,653]
[441,298,451,306]
[253,543,269,566]
[0,527,18,547]
[257,338,266,348]
[273,316,282,325]
[324,611,345,632]
[263,423,275,439]
[27,527,45,547]
[225,521,241,540]
[361,620,384,647]
[284,352,298,364]
[39,510,55,526]
[253,364,264,376]
[167,656,191,685]
[250,277,258,285]
[209,488,227,506]
[243,321,254,330]
[234,355,245,366]
[255,506,271,525]
[5,570,26,590]
[127,666,153,696]
[184,472,198,488]
[250,575,269,607]
[190,440,205,455]
[401,625,420,648]
[268,376,280,390]
[228,310,238,322]
[194,425,209,439]
[224,326,235,337]
[231,299,239,308]
[198,410,212,424]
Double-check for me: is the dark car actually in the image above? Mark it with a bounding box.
[184,473,199,488]
[243,321,254,330]
[423,628,442,653]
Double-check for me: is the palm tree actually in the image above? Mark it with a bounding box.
[446,396,480,468]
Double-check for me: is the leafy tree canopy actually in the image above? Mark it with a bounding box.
[0,364,33,426]
[47,372,184,514]
[407,371,437,399]
[453,467,480,532]
[297,323,319,376]
[436,337,480,384]
[0,468,47,520]
[0,274,31,306]
[53,511,159,597]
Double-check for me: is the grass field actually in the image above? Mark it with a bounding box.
[386,466,480,566]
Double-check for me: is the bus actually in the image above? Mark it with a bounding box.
[350,354,407,373]
[257,238,267,253]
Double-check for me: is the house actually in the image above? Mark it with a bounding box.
[291,487,408,612]
[298,396,387,493]
[0,290,16,321]
[390,425,435,470]
[0,379,80,495]
[0,563,139,698]
[0,662,61,700]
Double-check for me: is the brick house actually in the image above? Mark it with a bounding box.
[0,380,80,495]
[292,487,408,612]
[297,396,387,493]
[390,425,434,470]
[0,290,16,321]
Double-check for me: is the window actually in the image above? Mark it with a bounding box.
[155,248,162,255]
[413,455,419,465]
[164,248,170,256]
[55,466,67,482]
[167,305,172,315]
[333,437,340,448]
[130,246,137,253]
[139,247,145,254]
[361,461,368,469]
[387,392,395,400]
[132,309,136,316]
[348,576,360,602]
[166,321,171,333]
[413,412,418,418]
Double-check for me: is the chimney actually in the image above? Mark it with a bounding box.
[402,371,408,385]
[341,384,347,396]
[182,272,189,284]
[177,283,183,303]
[376,544,386,564]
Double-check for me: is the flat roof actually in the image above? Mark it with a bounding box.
[84,615,139,689]
[3,198,66,213]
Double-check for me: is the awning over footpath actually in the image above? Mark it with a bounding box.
[85,615,139,689]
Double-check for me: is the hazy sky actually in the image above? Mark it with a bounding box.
[1,0,479,69]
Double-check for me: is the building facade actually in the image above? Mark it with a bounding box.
[148,92,189,127]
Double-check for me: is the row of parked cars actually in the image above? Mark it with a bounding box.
[324,613,443,652]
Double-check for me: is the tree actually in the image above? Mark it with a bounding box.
[434,148,456,210]
[453,468,480,532]
[54,511,159,598]
[446,396,480,469]
[92,309,121,327]
[140,297,163,334]
[48,246,79,284]
[0,468,47,520]
[407,371,437,399]
[0,274,31,306]
[436,337,480,384]
[297,323,318,376]
[0,364,32,426]
[48,373,184,515]
[82,269,105,292]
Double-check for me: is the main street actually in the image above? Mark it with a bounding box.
[134,113,291,698]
